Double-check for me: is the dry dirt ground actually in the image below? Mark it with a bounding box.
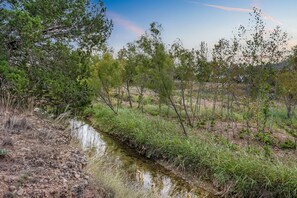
[0,109,105,198]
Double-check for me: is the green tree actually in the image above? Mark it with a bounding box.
[137,22,188,136]
[90,53,123,114]
[0,0,112,112]
[118,43,138,108]
[277,71,297,119]
[0,0,112,63]
[171,40,195,127]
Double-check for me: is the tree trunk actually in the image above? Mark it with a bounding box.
[181,80,193,127]
[137,86,144,109]
[169,96,188,137]
[126,81,133,108]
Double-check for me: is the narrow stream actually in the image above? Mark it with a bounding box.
[70,120,215,198]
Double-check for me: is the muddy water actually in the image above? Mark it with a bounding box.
[70,120,214,198]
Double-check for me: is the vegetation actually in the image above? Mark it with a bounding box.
[87,157,151,198]
[0,149,8,156]
[86,104,297,197]
[0,0,112,113]
[83,7,297,197]
[2,0,297,196]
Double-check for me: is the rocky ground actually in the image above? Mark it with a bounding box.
[0,109,105,198]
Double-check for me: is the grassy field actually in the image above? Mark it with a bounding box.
[117,86,297,152]
[84,103,297,197]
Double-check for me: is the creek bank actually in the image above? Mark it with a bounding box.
[0,110,106,198]
[71,119,215,198]
[85,104,297,198]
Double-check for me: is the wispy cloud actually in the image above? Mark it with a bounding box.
[203,4,252,13]
[199,3,283,25]
[261,14,283,26]
[202,4,282,25]
[107,12,145,37]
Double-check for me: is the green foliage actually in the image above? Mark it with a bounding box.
[89,53,123,113]
[239,129,251,139]
[255,132,274,145]
[90,53,123,91]
[276,71,297,119]
[87,104,297,197]
[280,139,296,150]
[0,0,112,57]
[0,0,112,113]
[0,60,29,96]
[0,149,8,156]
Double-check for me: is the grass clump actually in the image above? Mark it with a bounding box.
[280,139,296,150]
[85,104,297,197]
[87,157,152,198]
[0,149,8,156]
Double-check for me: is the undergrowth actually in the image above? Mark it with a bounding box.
[85,104,297,197]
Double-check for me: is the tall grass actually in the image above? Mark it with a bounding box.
[87,156,151,198]
[85,104,297,197]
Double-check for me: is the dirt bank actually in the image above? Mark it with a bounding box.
[0,109,106,198]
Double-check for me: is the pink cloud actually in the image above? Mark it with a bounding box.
[261,14,283,26]
[107,12,145,37]
[202,4,282,25]
[203,4,252,13]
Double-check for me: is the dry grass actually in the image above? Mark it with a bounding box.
[86,156,152,198]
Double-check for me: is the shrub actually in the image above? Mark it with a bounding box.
[0,60,29,97]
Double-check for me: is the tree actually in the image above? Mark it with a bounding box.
[0,0,112,112]
[136,22,188,136]
[277,71,297,119]
[90,53,123,114]
[0,0,112,64]
[118,43,138,108]
[237,7,289,133]
[171,40,195,127]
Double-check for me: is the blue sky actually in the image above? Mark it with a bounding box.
[103,0,297,52]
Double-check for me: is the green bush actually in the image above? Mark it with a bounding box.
[31,66,92,113]
[0,60,29,96]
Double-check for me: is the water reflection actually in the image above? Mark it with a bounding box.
[70,120,214,198]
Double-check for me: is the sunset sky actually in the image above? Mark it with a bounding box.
[103,0,297,52]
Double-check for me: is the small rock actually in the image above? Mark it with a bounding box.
[83,179,88,186]
[9,185,16,192]
[75,174,80,179]
[16,188,24,196]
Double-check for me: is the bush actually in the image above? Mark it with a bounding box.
[31,66,92,113]
[1,46,94,114]
[0,60,29,96]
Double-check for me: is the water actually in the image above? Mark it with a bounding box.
[70,120,215,198]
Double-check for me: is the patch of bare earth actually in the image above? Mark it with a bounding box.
[200,120,297,160]
[0,110,105,198]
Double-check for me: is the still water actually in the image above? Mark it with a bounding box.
[70,120,215,198]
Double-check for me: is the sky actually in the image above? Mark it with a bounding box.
[103,0,297,52]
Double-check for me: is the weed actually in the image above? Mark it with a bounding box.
[0,149,8,156]
[255,132,274,145]
[280,139,296,150]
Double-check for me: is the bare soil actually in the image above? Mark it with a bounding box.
[0,109,105,198]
